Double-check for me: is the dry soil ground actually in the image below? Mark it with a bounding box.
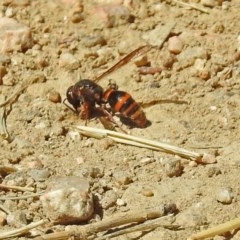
[1,0,240,239]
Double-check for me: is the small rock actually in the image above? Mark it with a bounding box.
[48,90,62,103]
[113,171,133,186]
[68,131,81,141]
[29,169,50,182]
[141,188,154,197]
[116,198,126,206]
[59,52,80,70]
[40,176,94,224]
[101,190,118,209]
[161,159,183,177]
[199,69,210,80]
[168,36,183,54]
[0,211,7,226]
[201,0,220,8]
[11,0,30,6]
[216,187,233,204]
[84,138,94,147]
[81,35,106,48]
[12,136,32,149]
[142,21,175,47]
[177,47,208,69]
[177,211,207,227]
[199,153,217,164]
[71,12,84,23]
[0,65,7,84]
[94,4,134,27]
[207,166,221,177]
[0,17,33,53]
[89,167,104,178]
[101,137,115,150]
[134,55,149,67]
[7,211,27,228]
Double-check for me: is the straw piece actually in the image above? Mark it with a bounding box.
[76,126,203,161]
[188,217,240,240]
[0,184,35,192]
[173,0,210,14]
[34,204,176,240]
[0,219,48,239]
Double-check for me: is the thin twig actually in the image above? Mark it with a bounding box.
[0,204,10,214]
[173,0,209,14]
[34,204,176,240]
[188,217,240,240]
[0,219,48,239]
[0,85,28,108]
[96,214,179,240]
[0,184,35,192]
[0,191,45,201]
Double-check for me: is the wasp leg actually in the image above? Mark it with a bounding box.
[97,107,128,134]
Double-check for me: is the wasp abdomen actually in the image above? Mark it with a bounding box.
[103,89,148,128]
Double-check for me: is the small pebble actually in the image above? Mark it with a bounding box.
[141,188,154,197]
[48,90,62,103]
[199,69,210,80]
[0,211,7,226]
[101,190,118,209]
[29,169,50,182]
[11,0,30,6]
[82,35,106,48]
[116,198,126,206]
[162,159,183,177]
[94,4,134,27]
[0,17,33,53]
[201,0,220,8]
[59,52,80,70]
[177,211,207,227]
[168,36,183,54]
[84,138,94,147]
[0,65,7,84]
[7,211,27,227]
[71,13,84,23]
[101,137,115,150]
[216,187,233,204]
[68,131,81,141]
[134,55,149,67]
[113,171,132,186]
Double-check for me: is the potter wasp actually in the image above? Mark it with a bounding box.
[64,45,151,129]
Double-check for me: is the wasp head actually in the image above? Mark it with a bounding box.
[66,85,81,111]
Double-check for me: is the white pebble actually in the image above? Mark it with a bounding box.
[40,177,94,224]
[68,131,80,141]
[217,188,233,204]
[116,198,126,206]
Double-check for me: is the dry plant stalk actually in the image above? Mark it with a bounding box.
[0,219,48,239]
[173,0,210,14]
[0,191,45,201]
[34,204,176,240]
[76,126,203,161]
[96,214,179,240]
[0,183,35,192]
[188,217,240,240]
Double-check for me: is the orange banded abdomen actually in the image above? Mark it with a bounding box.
[103,89,147,128]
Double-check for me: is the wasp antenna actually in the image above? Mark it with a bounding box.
[63,98,77,114]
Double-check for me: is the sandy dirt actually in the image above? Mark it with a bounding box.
[1,0,240,239]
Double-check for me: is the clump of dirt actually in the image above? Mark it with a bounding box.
[1,0,240,239]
